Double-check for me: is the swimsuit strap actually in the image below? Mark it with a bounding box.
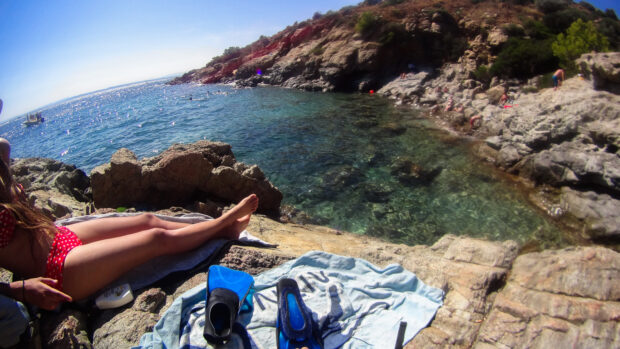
[0,206,16,248]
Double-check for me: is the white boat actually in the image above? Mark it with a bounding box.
[23,112,44,126]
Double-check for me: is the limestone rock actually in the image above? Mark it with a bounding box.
[41,309,92,349]
[474,247,620,348]
[486,27,508,48]
[576,52,620,93]
[90,141,282,213]
[12,158,92,219]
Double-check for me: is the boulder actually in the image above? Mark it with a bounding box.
[90,141,282,214]
[576,52,620,93]
[560,187,620,242]
[474,246,620,348]
[40,309,92,348]
[390,157,442,185]
[12,158,92,219]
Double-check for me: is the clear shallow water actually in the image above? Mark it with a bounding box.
[1,79,563,246]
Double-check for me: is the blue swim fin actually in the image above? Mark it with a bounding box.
[203,265,254,345]
[276,278,323,349]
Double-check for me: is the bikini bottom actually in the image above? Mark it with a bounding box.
[44,226,82,291]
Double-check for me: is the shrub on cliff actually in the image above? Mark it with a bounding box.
[356,11,382,36]
[552,18,610,69]
[544,8,592,33]
[535,0,570,14]
[597,17,620,49]
[490,37,558,79]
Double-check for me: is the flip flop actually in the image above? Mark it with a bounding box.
[203,265,254,345]
[276,278,323,349]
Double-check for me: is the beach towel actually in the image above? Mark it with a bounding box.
[135,251,444,349]
[57,213,274,292]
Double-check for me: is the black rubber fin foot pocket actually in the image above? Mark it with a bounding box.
[203,265,254,345]
[276,278,323,349]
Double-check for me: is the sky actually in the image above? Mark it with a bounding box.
[0,0,618,121]
[0,0,359,121]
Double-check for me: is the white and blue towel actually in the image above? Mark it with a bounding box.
[135,251,444,349]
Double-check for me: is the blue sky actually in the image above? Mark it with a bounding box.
[0,0,359,121]
[0,0,618,121]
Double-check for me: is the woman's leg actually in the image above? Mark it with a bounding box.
[68,213,191,244]
[62,195,258,300]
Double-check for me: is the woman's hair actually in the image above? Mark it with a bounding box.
[0,159,56,241]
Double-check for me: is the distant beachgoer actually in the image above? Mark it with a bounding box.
[444,97,454,112]
[552,69,565,91]
[470,115,482,128]
[500,91,508,105]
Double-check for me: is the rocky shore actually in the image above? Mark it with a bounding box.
[170,0,620,246]
[3,141,619,348]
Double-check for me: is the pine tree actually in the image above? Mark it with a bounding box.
[552,19,610,69]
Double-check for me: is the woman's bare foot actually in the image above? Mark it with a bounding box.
[226,194,259,220]
[221,214,251,239]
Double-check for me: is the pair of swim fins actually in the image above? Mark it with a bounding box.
[203,266,322,349]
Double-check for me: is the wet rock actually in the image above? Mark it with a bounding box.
[353,119,379,129]
[377,122,407,136]
[321,165,363,189]
[362,183,393,203]
[390,157,442,185]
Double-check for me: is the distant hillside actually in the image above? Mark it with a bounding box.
[170,0,619,91]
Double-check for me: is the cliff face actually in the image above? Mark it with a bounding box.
[170,0,620,246]
[169,0,532,92]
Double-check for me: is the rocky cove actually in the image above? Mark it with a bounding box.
[170,0,620,247]
[1,135,617,348]
[2,1,619,347]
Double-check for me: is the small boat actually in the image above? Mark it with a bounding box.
[23,112,44,126]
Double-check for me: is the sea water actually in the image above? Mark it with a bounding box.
[1,79,564,247]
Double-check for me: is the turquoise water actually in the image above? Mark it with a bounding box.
[1,79,563,246]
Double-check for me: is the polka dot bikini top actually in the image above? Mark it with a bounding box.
[0,206,16,248]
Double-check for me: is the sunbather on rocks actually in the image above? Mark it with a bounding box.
[0,156,258,303]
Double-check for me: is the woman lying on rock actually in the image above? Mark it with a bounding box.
[0,158,258,308]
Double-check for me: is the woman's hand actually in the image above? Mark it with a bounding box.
[19,277,72,310]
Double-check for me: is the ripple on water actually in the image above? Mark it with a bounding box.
[1,81,566,247]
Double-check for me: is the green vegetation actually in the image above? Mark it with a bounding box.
[490,37,558,79]
[502,23,525,37]
[380,22,408,46]
[355,11,382,36]
[535,0,569,14]
[382,0,406,6]
[543,8,592,33]
[473,65,492,84]
[310,44,325,56]
[552,19,609,69]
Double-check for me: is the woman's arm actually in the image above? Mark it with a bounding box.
[0,278,72,310]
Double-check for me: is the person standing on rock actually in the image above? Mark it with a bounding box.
[0,156,259,302]
[552,68,565,91]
